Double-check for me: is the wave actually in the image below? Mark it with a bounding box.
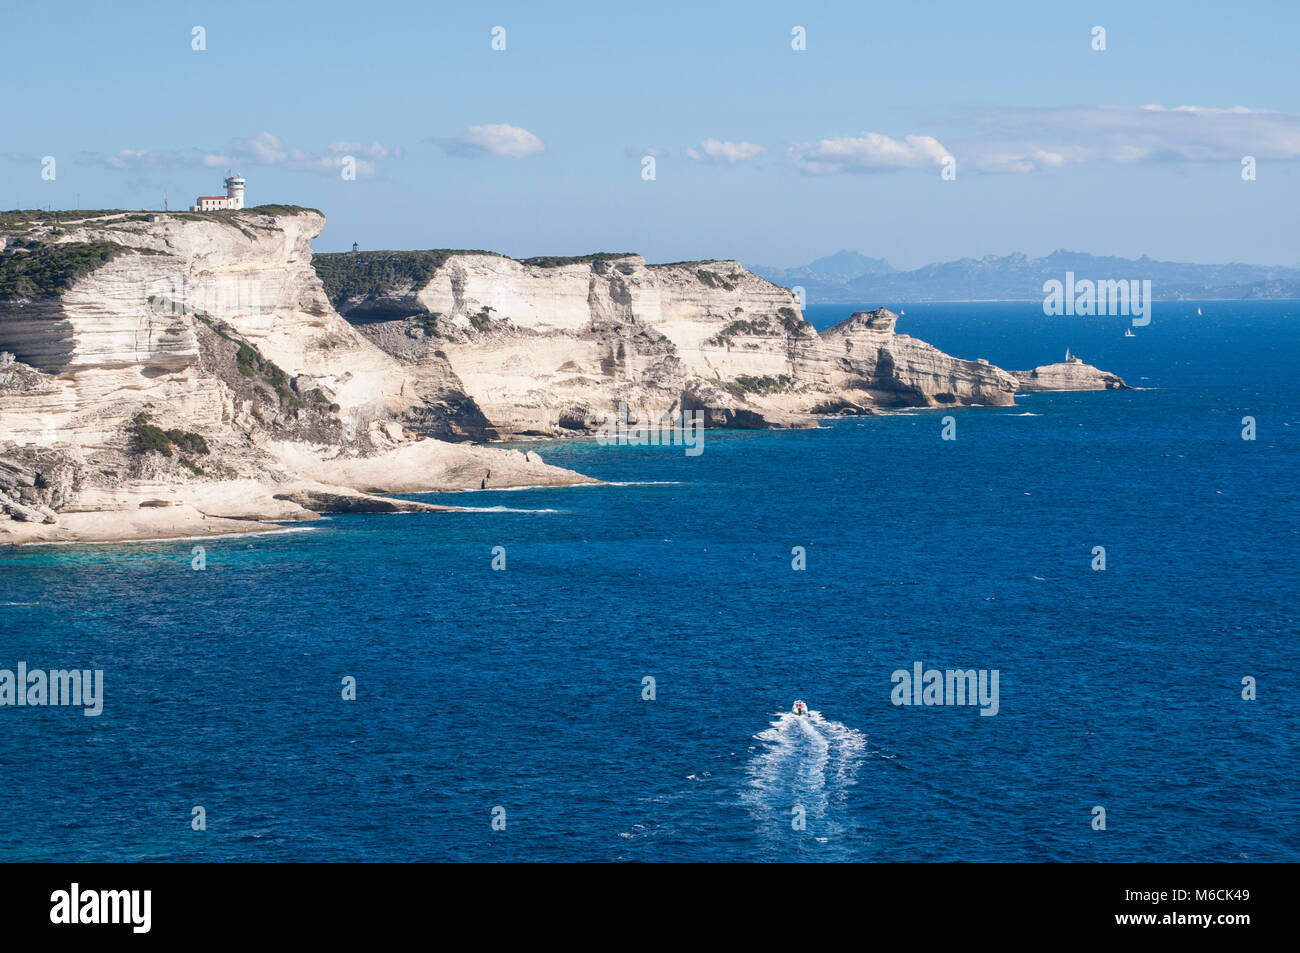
[742,709,869,849]
[589,481,683,487]
[426,481,682,493]
[425,483,585,493]
[22,525,318,547]
[452,506,564,514]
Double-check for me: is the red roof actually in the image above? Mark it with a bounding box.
[198,195,227,201]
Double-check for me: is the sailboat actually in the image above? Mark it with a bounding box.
[1124,328,1135,338]
[1197,307,1203,315]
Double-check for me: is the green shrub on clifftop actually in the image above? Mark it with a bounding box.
[312,250,502,308]
[518,253,635,267]
[0,240,128,300]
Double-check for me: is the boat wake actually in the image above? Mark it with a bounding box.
[742,709,869,847]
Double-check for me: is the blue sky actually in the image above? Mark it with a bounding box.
[3,0,1298,268]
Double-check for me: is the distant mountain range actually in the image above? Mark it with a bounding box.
[748,250,1300,302]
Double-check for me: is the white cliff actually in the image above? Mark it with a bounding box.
[323,252,1125,435]
[0,209,593,544]
[1,208,1126,545]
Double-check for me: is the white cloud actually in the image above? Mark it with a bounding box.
[305,155,378,177]
[790,106,1300,175]
[686,138,764,163]
[441,124,545,158]
[76,133,398,180]
[1140,104,1259,115]
[956,104,1300,171]
[221,133,390,177]
[330,141,401,160]
[241,132,287,164]
[88,148,178,170]
[788,133,948,174]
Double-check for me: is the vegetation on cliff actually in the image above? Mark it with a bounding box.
[0,206,320,237]
[0,239,130,300]
[0,209,132,229]
[312,250,502,308]
[777,306,812,335]
[696,269,743,291]
[518,252,635,268]
[195,315,309,407]
[129,414,210,457]
[720,374,794,397]
[128,413,209,474]
[645,259,729,268]
[705,309,813,346]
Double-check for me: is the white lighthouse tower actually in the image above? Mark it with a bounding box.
[225,174,245,209]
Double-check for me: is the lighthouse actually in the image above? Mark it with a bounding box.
[225,175,245,209]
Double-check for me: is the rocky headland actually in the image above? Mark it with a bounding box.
[0,207,1125,544]
[315,248,1126,435]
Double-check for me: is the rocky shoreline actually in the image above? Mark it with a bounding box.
[0,207,1124,546]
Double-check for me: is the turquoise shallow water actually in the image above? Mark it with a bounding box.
[1,302,1296,861]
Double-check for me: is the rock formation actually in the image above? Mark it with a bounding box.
[1,207,1126,544]
[0,209,592,544]
[319,251,1126,434]
[1011,361,1128,392]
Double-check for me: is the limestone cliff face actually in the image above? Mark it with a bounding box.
[0,208,1127,543]
[404,254,822,434]
[0,210,414,449]
[329,252,815,434]
[0,210,591,541]
[818,309,1019,407]
[324,251,1117,435]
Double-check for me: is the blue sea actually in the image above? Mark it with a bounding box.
[1,302,1296,862]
